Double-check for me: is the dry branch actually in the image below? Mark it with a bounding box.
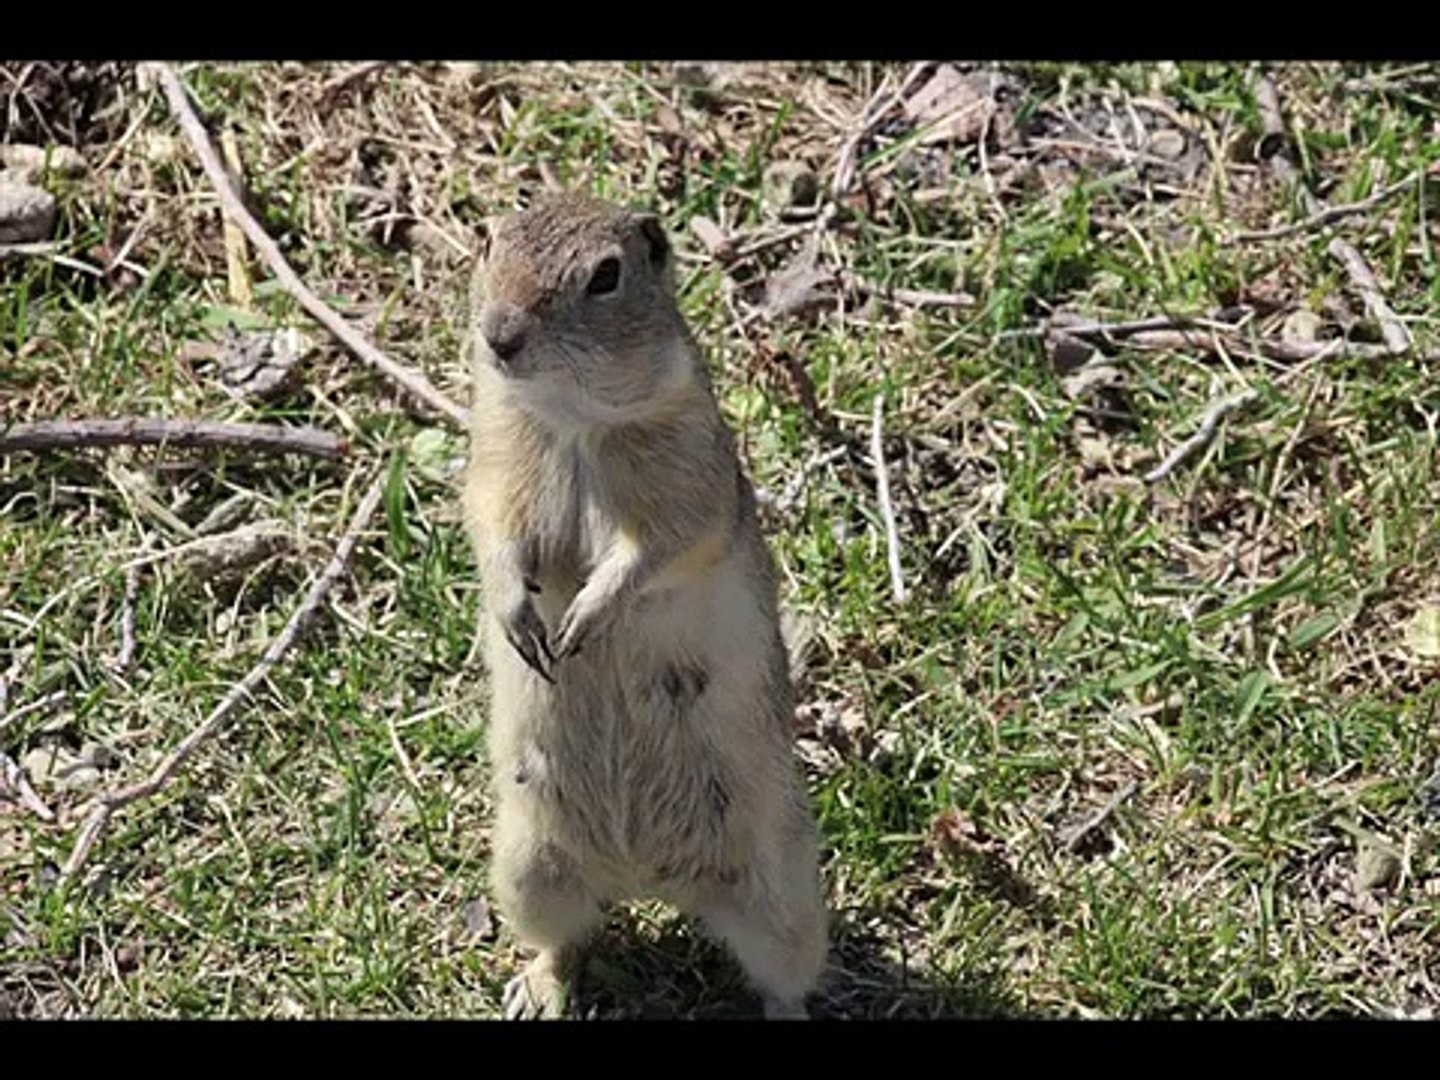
[1143,389,1260,485]
[0,419,345,460]
[1255,73,1413,358]
[842,272,975,310]
[870,394,908,604]
[1228,168,1431,243]
[1326,238,1413,354]
[0,751,55,822]
[0,689,69,738]
[1059,780,1140,854]
[60,472,388,881]
[1253,73,1288,160]
[149,63,469,430]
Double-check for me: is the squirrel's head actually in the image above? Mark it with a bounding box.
[473,192,693,430]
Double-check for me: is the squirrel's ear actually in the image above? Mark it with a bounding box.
[637,214,669,271]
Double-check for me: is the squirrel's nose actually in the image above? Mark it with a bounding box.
[483,304,528,364]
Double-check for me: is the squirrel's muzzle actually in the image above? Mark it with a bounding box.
[481,301,530,369]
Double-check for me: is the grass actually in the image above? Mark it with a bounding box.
[2,60,1439,1019]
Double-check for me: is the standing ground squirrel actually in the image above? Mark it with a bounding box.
[461,192,828,1019]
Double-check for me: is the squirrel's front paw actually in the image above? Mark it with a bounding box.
[501,594,555,683]
[553,585,620,661]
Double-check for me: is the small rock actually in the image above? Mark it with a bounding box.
[0,181,57,244]
[1076,434,1116,470]
[1046,329,1100,374]
[1354,840,1401,891]
[1281,308,1324,344]
[1147,129,1187,160]
[1061,362,1125,400]
[176,520,296,586]
[442,62,487,82]
[215,326,314,401]
[140,133,182,167]
[689,215,733,261]
[0,144,85,182]
[461,897,495,940]
[406,221,465,261]
[762,161,819,214]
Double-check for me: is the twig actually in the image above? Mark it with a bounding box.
[825,62,934,230]
[218,126,254,309]
[1143,389,1259,484]
[60,472,387,882]
[1059,780,1139,854]
[998,311,1245,343]
[870,394,907,605]
[0,419,345,461]
[0,689,69,738]
[0,751,55,822]
[1228,168,1431,243]
[0,241,106,277]
[149,63,468,430]
[317,61,388,109]
[1325,237,1413,355]
[1255,72,1413,358]
[1122,328,1434,365]
[1253,73,1288,160]
[756,445,849,515]
[842,273,975,310]
[112,557,142,676]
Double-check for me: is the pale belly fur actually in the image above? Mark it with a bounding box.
[482,549,794,904]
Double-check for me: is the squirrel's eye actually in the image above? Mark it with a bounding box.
[586,257,621,296]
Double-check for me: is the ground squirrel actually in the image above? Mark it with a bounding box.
[461,192,827,1019]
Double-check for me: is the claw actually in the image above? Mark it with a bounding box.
[505,627,554,683]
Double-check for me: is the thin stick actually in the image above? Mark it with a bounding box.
[1326,237,1413,354]
[60,472,387,881]
[1121,329,1434,365]
[0,419,345,460]
[1228,168,1429,243]
[1143,389,1259,484]
[0,751,55,822]
[1256,73,1413,358]
[843,273,975,310]
[218,126,254,310]
[149,63,468,430]
[0,689,69,738]
[756,445,849,515]
[1059,780,1140,854]
[113,557,142,675]
[1253,72,1288,160]
[317,61,388,108]
[870,393,908,604]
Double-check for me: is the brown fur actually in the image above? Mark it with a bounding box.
[462,193,826,1019]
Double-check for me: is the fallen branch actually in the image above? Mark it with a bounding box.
[1120,328,1417,364]
[870,393,908,604]
[60,471,387,882]
[111,556,143,675]
[842,272,975,310]
[149,63,469,430]
[1326,237,1413,355]
[1253,72,1288,161]
[317,61,389,110]
[755,445,849,515]
[1143,389,1259,484]
[0,689,69,738]
[1228,167,1431,243]
[998,311,1242,343]
[0,419,345,460]
[1255,72,1412,358]
[0,751,55,822]
[1059,780,1140,854]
